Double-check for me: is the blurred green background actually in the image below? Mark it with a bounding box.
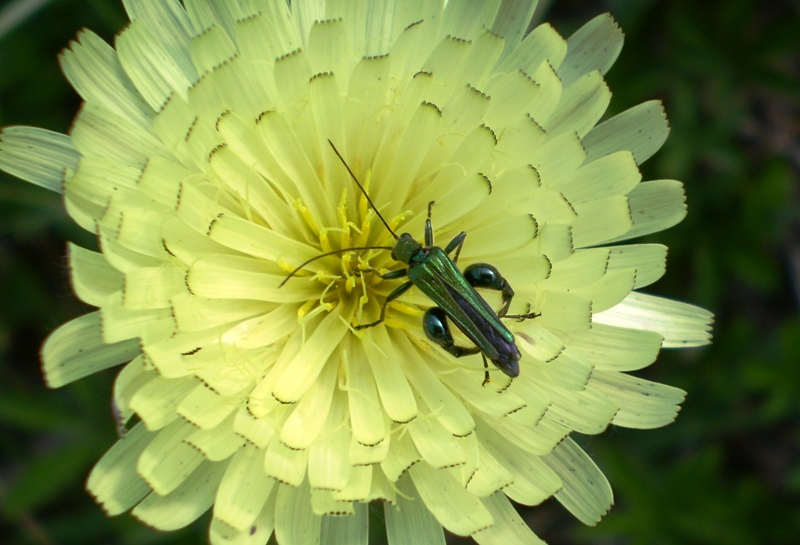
[0,0,798,544]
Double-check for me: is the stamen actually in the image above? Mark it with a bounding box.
[318,227,332,253]
[357,209,373,246]
[358,170,372,220]
[337,189,351,249]
[294,198,320,237]
[356,271,369,318]
[296,299,315,320]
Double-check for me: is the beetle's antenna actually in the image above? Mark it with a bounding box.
[278,245,394,287]
[328,139,399,240]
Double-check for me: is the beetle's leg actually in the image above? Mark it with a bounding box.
[504,302,541,322]
[444,231,468,264]
[463,264,539,321]
[424,308,494,384]
[463,263,516,317]
[481,354,490,386]
[425,201,435,247]
[353,280,413,330]
[423,307,482,357]
[426,201,469,263]
[355,267,408,280]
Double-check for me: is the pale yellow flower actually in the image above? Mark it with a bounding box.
[0,1,712,543]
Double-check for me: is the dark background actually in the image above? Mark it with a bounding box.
[0,0,798,544]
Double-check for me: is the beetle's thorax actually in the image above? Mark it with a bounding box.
[391,233,423,263]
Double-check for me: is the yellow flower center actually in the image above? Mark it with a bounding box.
[287,177,416,329]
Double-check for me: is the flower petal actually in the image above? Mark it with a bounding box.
[59,29,154,126]
[595,291,714,347]
[536,380,619,434]
[571,195,633,248]
[398,337,476,437]
[320,502,369,544]
[214,444,276,532]
[380,427,421,482]
[385,474,445,545]
[583,100,670,165]
[70,102,166,164]
[609,179,687,242]
[333,463,373,502]
[490,0,542,59]
[123,0,194,67]
[177,381,240,429]
[310,488,355,516]
[479,422,562,506]
[264,438,308,487]
[589,370,687,429]
[484,68,541,128]
[558,13,623,86]
[539,248,611,291]
[132,460,225,530]
[187,254,318,303]
[41,312,140,388]
[308,389,351,490]
[129,375,196,430]
[544,70,610,138]
[407,397,468,469]
[68,243,124,306]
[172,293,270,333]
[364,328,418,424]
[344,349,388,447]
[184,416,245,461]
[463,439,514,497]
[442,0,501,42]
[280,358,338,449]
[209,487,276,545]
[473,492,547,545]
[568,322,664,372]
[0,126,78,193]
[86,422,152,515]
[543,437,613,525]
[557,150,641,205]
[410,462,494,536]
[572,268,637,313]
[497,23,567,76]
[272,306,348,403]
[274,480,323,545]
[116,20,195,110]
[608,243,668,289]
[137,419,204,494]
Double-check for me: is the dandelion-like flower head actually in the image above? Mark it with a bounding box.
[0,1,712,543]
